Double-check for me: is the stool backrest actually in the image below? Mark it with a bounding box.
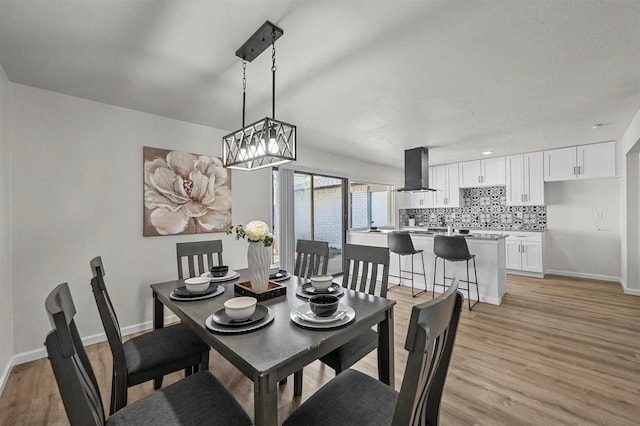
[388,232,416,255]
[433,235,471,261]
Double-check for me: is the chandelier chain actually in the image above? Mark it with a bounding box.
[242,59,247,127]
[271,30,277,72]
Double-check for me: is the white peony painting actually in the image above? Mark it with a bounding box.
[143,146,232,236]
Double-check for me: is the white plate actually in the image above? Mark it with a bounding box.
[292,303,350,324]
[290,304,356,329]
[201,270,240,282]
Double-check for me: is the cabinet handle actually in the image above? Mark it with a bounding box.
[578,165,582,175]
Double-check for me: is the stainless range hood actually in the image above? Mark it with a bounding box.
[396,147,436,192]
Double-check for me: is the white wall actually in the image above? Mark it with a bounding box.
[0,64,14,388]
[545,178,621,280]
[9,83,273,355]
[619,109,640,291]
[7,82,403,358]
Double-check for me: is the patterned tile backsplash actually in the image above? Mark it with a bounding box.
[400,186,546,231]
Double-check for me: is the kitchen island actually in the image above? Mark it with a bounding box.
[348,228,507,305]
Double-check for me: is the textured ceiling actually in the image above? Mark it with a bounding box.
[1,0,639,167]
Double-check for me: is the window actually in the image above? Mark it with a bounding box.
[349,182,394,228]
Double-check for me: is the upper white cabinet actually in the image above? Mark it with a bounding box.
[543,141,616,182]
[410,191,434,209]
[505,151,544,206]
[459,157,505,187]
[432,163,460,207]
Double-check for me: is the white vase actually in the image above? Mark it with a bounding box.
[247,241,270,292]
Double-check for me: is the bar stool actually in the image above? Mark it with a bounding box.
[388,232,427,297]
[433,235,479,310]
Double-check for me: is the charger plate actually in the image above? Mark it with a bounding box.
[290,303,355,329]
[205,307,274,334]
[170,285,224,301]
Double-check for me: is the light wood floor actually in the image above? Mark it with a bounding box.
[1,274,639,425]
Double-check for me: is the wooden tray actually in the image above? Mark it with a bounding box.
[234,281,287,301]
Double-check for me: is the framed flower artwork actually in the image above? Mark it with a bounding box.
[143,146,232,236]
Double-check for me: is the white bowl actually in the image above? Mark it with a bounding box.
[184,277,210,292]
[269,264,280,275]
[310,274,333,291]
[224,297,257,321]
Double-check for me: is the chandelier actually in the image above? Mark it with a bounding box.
[223,21,296,170]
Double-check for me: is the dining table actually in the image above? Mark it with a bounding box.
[150,269,395,426]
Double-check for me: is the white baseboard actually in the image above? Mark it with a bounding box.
[506,269,545,279]
[544,269,640,296]
[0,314,178,398]
[545,269,620,283]
[620,278,640,296]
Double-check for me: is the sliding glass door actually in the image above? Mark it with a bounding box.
[273,169,346,276]
[294,172,345,275]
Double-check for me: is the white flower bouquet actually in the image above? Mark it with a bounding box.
[227,220,274,247]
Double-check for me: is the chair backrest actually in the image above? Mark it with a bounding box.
[176,240,224,279]
[45,283,106,426]
[89,256,126,382]
[388,232,417,255]
[293,239,329,278]
[433,235,472,261]
[392,279,463,426]
[342,243,390,297]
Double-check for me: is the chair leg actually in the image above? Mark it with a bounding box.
[388,253,401,291]
[293,370,303,396]
[200,350,210,372]
[154,377,163,389]
[432,256,438,298]
[411,254,426,297]
[466,259,479,310]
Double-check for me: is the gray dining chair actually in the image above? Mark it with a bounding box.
[293,239,329,278]
[89,256,210,414]
[287,239,330,393]
[176,240,224,279]
[292,244,390,396]
[283,279,463,426]
[44,282,252,426]
[320,243,390,370]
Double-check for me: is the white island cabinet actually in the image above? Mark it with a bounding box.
[505,231,544,277]
[347,230,507,305]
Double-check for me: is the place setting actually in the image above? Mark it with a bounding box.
[170,276,225,301]
[290,294,355,330]
[296,274,345,299]
[269,263,291,282]
[200,264,241,283]
[206,296,274,334]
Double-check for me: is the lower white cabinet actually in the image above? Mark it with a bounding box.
[505,232,544,276]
